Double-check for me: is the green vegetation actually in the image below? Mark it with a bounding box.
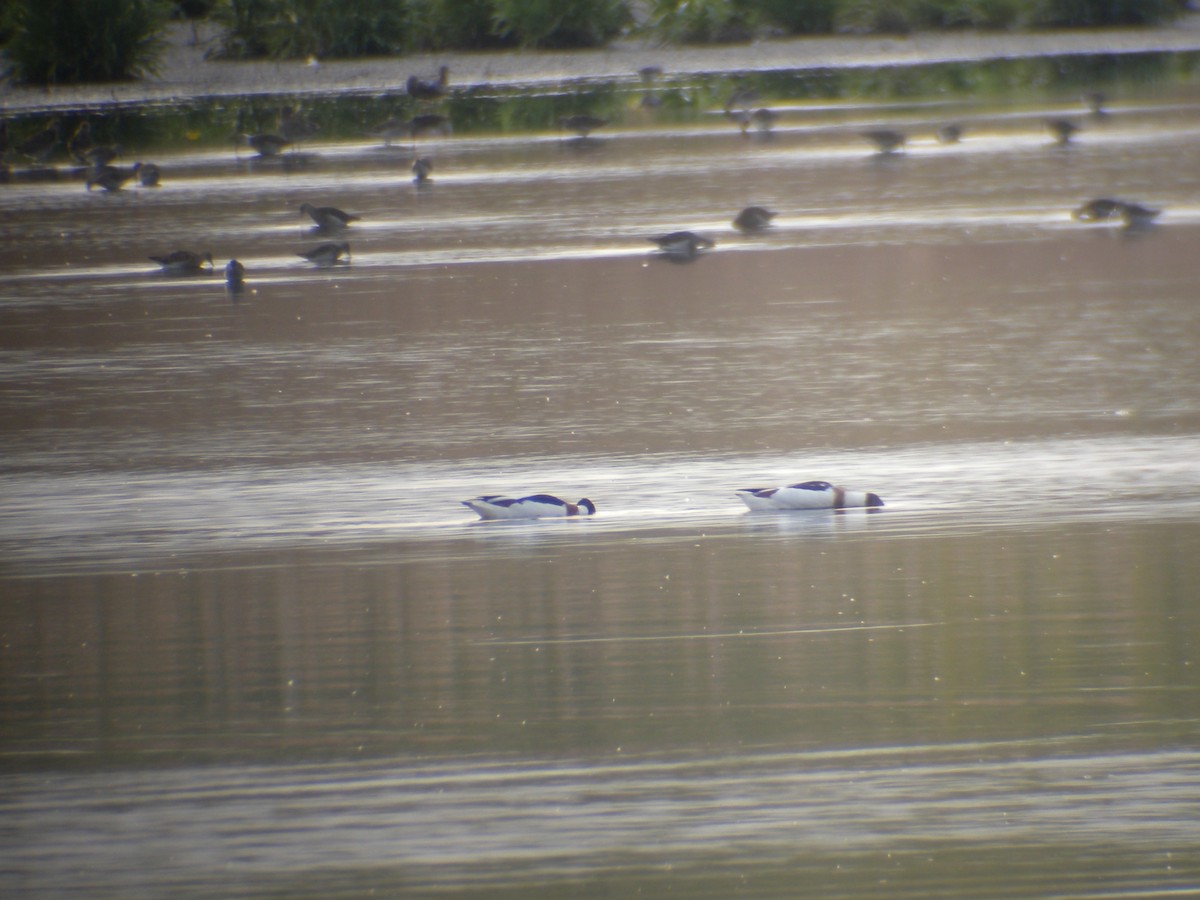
[1027,0,1184,27]
[0,0,1186,82]
[212,0,631,58]
[491,0,631,49]
[214,0,411,59]
[645,0,1183,40]
[825,0,1183,33]
[645,0,753,44]
[407,0,511,51]
[3,0,168,84]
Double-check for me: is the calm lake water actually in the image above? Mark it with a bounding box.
[2,73,1200,897]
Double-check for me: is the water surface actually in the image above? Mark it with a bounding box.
[2,81,1199,897]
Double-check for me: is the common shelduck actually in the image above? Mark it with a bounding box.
[463,494,597,520]
[735,481,884,511]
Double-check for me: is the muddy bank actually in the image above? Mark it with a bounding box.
[4,15,1200,113]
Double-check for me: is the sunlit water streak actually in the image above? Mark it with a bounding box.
[3,434,1199,572]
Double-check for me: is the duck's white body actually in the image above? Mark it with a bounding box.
[463,494,596,520]
[735,481,884,511]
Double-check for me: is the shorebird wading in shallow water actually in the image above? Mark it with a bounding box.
[463,494,597,520]
[297,241,351,266]
[1073,198,1161,227]
[242,133,291,157]
[1083,91,1108,118]
[85,165,131,192]
[862,129,906,155]
[733,206,776,233]
[407,66,449,102]
[412,156,434,183]
[648,231,715,260]
[735,481,884,511]
[150,250,214,275]
[300,202,360,231]
[1116,201,1161,228]
[936,124,963,144]
[1072,198,1123,221]
[1046,118,1078,145]
[559,115,607,139]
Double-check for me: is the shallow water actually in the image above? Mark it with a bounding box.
[2,82,1200,897]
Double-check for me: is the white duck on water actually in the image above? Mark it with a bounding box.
[463,494,596,520]
[735,480,884,511]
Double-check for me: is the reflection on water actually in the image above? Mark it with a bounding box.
[2,75,1199,897]
[6,746,1199,897]
[3,519,1199,896]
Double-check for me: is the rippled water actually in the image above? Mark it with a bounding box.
[2,81,1200,897]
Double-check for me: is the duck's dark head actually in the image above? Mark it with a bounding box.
[577,499,596,515]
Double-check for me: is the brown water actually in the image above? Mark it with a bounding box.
[2,90,1200,897]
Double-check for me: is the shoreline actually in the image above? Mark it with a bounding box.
[3,15,1200,113]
